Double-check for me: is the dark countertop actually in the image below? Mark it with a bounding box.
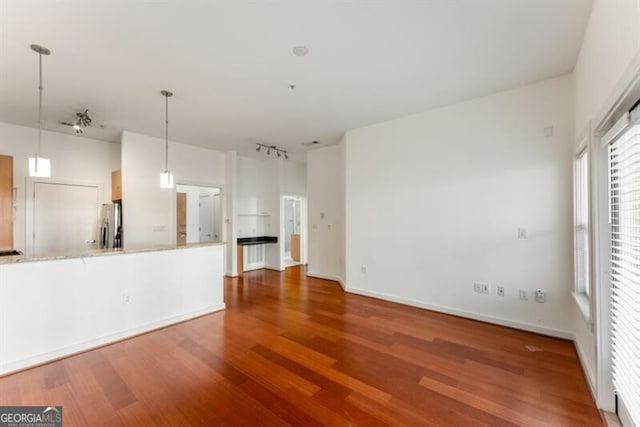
[237,236,278,245]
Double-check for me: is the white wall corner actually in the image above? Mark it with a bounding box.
[573,334,597,403]
[306,271,345,289]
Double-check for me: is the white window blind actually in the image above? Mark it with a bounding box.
[609,122,640,426]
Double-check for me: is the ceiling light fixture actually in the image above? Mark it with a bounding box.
[59,109,92,134]
[75,109,91,128]
[255,143,289,160]
[28,44,52,178]
[160,90,174,189]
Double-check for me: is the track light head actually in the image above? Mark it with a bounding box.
[256,143,289,159]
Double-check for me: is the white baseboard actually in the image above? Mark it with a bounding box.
[346,287,573,340]
[265,264,285,271]
[0,304,225,376]
[573,336,597,400]
[306,271,345,289]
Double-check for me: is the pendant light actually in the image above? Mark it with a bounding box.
[159,90,174,188]
[29,44,52,178]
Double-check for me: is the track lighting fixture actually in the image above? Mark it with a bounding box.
[60,109,92,134]
[255,143,289,160]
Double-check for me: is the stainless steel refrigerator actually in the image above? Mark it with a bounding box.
[99,203,123,249]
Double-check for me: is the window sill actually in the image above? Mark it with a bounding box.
[572,291,593,326]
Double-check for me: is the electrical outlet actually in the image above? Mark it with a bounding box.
[519,289,528,300]
[122,294,131,304]
[497,286,505,296]
[361,266,368,274]
[482,284,489,294]
[535,290,546,303]
[517,227,527,239]
[474,282,482,293]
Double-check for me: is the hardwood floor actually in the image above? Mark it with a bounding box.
[0,266,602,426]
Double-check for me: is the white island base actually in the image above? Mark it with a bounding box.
[0,243,225,375]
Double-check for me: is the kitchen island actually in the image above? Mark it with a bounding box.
[0,242,226,375]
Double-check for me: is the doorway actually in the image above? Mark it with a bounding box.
[175,184,221,245]
[283,195,303,267]
[31,182,101,256]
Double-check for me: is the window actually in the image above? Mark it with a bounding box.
[573,146,591,319]
[607,118,640,427]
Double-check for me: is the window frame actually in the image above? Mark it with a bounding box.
[573,126,593,323]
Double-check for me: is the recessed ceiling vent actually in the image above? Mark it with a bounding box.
[292,46,309,56]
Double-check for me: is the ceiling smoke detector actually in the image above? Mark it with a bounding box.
[292,46,309,56]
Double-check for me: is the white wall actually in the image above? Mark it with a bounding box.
[0,244,225,375]
[264,159,283,269]
[283,160,307,196]
[121,131,225,249]
[236,156,268,237]
[237,156,266,215]
[307,144,344,284]
[0,122,119,252]
[574,0,640,135]
[225,151,238,276]
[572,0,640,410]
[343,75,574,337]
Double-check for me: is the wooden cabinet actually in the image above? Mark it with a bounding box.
[0,155,13,250]
[177,192,187,246]
[291,234,300,262]
[111,169,122,201]
[237,245,244,277]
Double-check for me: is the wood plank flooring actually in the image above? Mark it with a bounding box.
[0,266,603,426]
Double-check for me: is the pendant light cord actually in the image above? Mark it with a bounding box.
[164,93,169,172]
[37,52,43,158]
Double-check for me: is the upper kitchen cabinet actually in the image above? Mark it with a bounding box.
[0,155,13,250]
[111,168,122,201]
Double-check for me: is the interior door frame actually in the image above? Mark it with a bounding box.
[198,192,216,242]
[171,180,224,246]
[281,193,307,265]
[25,177,103,257]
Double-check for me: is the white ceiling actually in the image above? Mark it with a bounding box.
[0,0,592,160]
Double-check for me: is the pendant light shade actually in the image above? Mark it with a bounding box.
[28,156,51,177]
[160,90,174,189]
[29,44,51,178]
[160,171,174,189]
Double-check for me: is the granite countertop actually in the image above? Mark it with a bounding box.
[0,241,227,265]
